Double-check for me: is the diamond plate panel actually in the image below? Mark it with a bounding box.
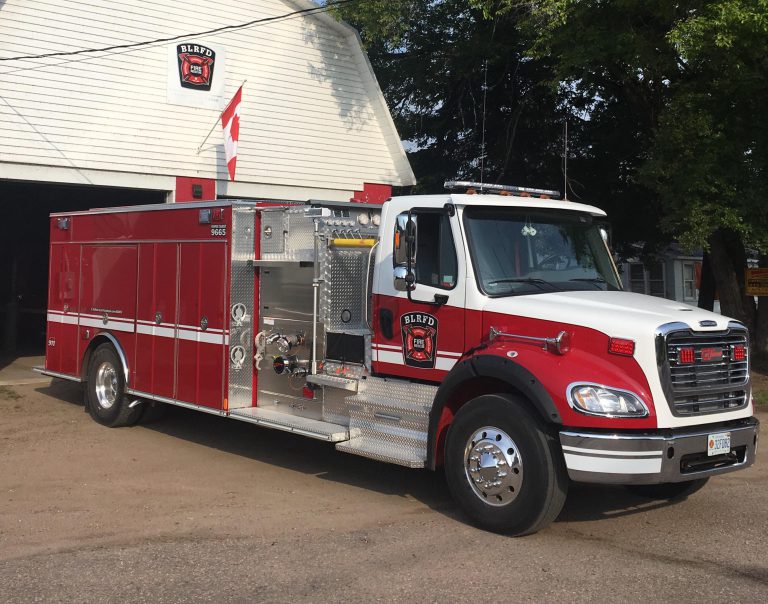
[229,406,354,442]
[343,407,428,465]
[336,438,425,468]
[321,248,369,331]
[228,207,256,409]
[285,210,317,261]
[328,377,436,465]
[323,388,353,425]
[259,208,316,262]
[260,210,286,254]
[357,377,437,413]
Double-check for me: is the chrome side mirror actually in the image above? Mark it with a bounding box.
[394,265,415,292]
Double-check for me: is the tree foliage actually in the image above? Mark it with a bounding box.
[335,0,570,194]
[335,0,768,339]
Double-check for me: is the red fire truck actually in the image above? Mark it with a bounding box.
[39,182,759,535]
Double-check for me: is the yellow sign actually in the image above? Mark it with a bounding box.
[746,268,768,296]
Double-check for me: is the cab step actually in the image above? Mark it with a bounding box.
[333,377,434,467]
[336,437,425,468]
[229,407,357,442]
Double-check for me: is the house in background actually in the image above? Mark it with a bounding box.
[0,0,415,354]
[619,244,703,305]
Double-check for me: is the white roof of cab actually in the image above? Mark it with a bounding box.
[389,194,606,217]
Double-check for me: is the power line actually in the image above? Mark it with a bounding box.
[0,0,360,63]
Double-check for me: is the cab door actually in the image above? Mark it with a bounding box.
[372,208,466,382]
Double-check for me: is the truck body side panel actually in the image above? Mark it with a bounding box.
[176,242,228,409]
[79,245,138,383]
[134,243,178,398]
[45,242,81,376]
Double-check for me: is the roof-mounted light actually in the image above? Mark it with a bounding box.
[444,180,561,199]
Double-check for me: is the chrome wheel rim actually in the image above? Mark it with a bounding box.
[94,361,118,409]
[464,426,524,507]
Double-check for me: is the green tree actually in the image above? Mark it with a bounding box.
[338,0,768,346]
[488,0,768,343]
[336,0,674,257]
[643,1,768,346]
[335,0,571,194]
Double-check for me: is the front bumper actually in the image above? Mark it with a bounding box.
[559,416,759,484]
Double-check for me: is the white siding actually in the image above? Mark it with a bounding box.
[0,0,415,197]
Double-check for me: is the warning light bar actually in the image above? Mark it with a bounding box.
[444,181,561,199]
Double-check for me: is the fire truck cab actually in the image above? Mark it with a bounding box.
[40,185,759,535]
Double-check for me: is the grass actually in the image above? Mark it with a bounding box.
[0,386,21,401]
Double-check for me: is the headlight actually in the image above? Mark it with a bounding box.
[568,383,649,418]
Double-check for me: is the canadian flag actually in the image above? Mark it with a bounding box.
[221,86,242,181]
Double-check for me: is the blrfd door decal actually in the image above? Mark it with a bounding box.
[401,312,438,369]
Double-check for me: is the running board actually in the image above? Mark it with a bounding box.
[228,407,357,442]
[32,366,82,383]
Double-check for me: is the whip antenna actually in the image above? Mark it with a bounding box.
[563,120,568,201]
[480,60,488,191]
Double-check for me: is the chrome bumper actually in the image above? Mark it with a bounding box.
[559,417,759,484]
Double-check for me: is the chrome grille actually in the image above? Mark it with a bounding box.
[659,326,750,416]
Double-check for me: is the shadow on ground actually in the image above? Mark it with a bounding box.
[37,380,687,529]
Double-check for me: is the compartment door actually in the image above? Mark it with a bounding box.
[134,243,178,398]
[45,244,81,376]
[176,242,228,409]
[79,245,138,380]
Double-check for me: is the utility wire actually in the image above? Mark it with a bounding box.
[0,0,360,63]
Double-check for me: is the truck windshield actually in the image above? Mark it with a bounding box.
[463,207,621,296]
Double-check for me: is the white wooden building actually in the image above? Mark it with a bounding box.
[0,0,414,353]
[0,0,414,201]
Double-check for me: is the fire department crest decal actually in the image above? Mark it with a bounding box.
[177,44,216,91]
[401,312,438,369]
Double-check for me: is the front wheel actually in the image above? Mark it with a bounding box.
[444,394,568,536]
[85,343,142,427]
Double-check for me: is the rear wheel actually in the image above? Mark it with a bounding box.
[444,394,568,536]
[85,344,142,427]
[625,478,709,500]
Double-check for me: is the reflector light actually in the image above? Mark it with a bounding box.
[678,347,695,364]
[733,345,746,362]
[608,338,635,356]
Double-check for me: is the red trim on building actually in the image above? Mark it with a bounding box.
[351,183,392,204]
[175,177,216,202]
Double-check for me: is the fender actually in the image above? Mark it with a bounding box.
[82,332,130,386]
[426,354,562,470]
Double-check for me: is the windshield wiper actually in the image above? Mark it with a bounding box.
[569,277,607,290]
[487,278,556,291]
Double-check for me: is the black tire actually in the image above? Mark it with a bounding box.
[85,343,142,427]
[444,393,568,536]
[625,478,709,500]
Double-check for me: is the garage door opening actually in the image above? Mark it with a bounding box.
[0,181,167,358]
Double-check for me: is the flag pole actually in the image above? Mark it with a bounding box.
[196,80,246,154]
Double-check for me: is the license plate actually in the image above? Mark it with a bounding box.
[708,432,731,456]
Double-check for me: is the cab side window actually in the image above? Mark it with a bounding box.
[394,212,457,290]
